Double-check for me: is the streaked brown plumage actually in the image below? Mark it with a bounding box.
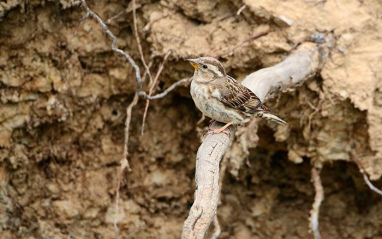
[187,56,287,134]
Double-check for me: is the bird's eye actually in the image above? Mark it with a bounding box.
[202,65,208,69]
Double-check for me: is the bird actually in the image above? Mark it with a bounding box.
[187,56,287,134]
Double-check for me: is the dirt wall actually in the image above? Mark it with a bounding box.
[0,0,382,238]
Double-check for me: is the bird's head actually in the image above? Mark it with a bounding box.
[187,57,226,82]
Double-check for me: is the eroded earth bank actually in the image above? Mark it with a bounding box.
[1,0,382,238]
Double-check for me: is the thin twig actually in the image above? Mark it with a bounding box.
[114,161,125,239]
[362,173,382,196]
[236,5,247,15]
[141,51,172,134]
[76,0,142,88]
[138,77,191,100]
[306,100,320,112]
[307,100,321,131]
[132,0,153,85]
[106,1,142,24]
[211,215,221,239]
[123,93,139,171]
[309,160,323,239]
[114,93,139,239]
[106,10,125,24]
[141,61,153,84]
[196,114,206,125]
[214,30,270,58]
[351,155,382,196]
[142,14,170,33]
[75,2,142,238]
[149,51,172,96]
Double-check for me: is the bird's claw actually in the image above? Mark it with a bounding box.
[206,128,230,135]
[208,119,215,127]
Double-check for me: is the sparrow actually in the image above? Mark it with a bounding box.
[187,56,287,134]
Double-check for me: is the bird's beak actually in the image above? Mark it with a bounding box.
[186,58,199,70]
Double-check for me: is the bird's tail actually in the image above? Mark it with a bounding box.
[251,104,288,125]
[256,111,288,125]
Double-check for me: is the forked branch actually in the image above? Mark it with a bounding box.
[75,2,191,238]
[182,42,321,239]
[75,0,142,88]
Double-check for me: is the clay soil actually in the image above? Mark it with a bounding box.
[1,0,382,238]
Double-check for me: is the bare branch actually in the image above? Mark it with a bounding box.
[141,51,172,134]
[211,215,221,239]
[141,61,153,86]
[115,92,139,239]
[182,42,321,239]
[351,155,382,196]
[74,2,143,238]
[214,30,270,58]
[106,10,125,24]
[132,0,152,85]
[123,93,139,171]
[142,14,170,33]
[139,78,191,100]
[309,160,323,239]
[77,0,142,88]
[236,5,247,16]
[242,43,319,101]
[197,114,206,125]
[362,173,382,195]
[182,123,235,239]
[114,160,126,239]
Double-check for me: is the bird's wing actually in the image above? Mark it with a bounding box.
[212,76,288,125]
[213,76,265,115]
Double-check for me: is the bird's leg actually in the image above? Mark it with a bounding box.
[208,119,215,127]
[207,122,233,135]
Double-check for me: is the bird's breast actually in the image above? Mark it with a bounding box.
[190,80,246,124]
